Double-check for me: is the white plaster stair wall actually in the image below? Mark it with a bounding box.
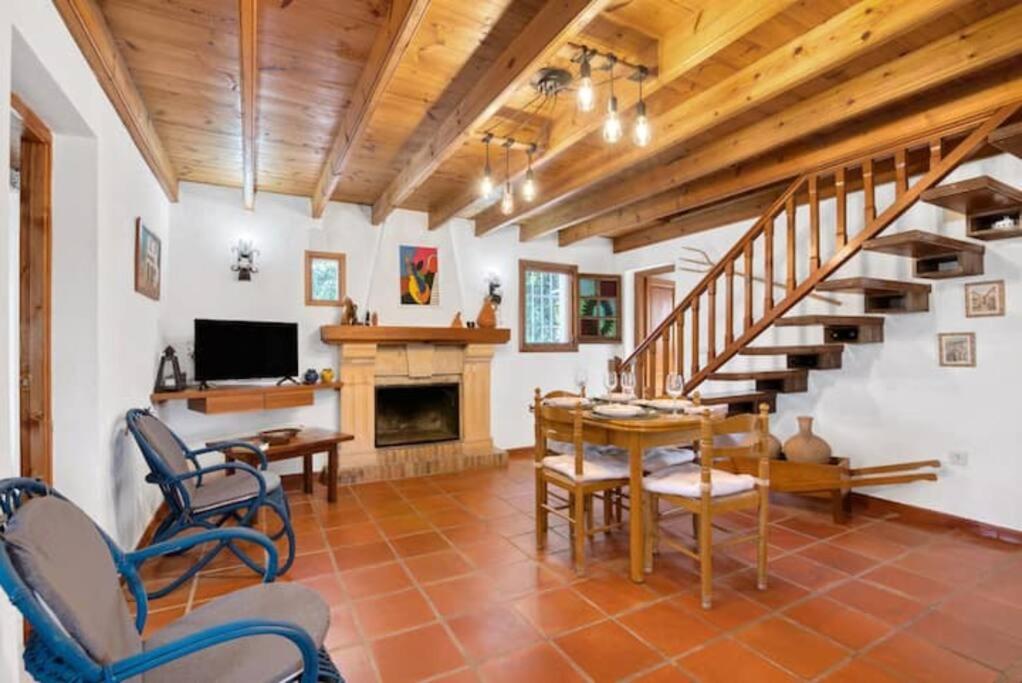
[615,152,1022,531]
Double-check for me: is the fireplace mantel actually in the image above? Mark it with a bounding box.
[320,325,510,345]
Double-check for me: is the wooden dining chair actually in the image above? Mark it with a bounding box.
[533,389,629,575]
[642,403,771,608]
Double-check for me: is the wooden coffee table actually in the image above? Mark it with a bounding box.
[211,427,353,502]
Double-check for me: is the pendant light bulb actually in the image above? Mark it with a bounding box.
[577,55,594,112]
[500,182,515,215]
[603,96,622,143]
[633,100,651,147]
[522,147,537,202]
[479,136,494,198]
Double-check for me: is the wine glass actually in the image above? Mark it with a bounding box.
[574,368,589,397]
[603,368,618,398]
[620,367,636,399]
[666,373,684,415]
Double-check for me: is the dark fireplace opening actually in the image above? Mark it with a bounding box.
[375,383,460,448]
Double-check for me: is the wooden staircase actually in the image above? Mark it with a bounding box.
[620,105,1020,414]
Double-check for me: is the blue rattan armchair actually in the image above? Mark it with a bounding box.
[0,477,343,682]
[125,408,296,598]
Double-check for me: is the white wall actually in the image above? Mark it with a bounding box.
[162,183,617,454]
[614,153,1022,531]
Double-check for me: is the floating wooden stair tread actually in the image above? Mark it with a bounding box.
[816,277,931,314]
[775,314,884,343]
[709,369,808,394]
[775,315,884,327]
[989,122,1022,159]
[815,278,932,294]
[921,176,1022,214]
[740,344,844,355]
[697,391,777,415]
[862,230,984,279]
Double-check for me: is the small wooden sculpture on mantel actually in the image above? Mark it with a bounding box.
[340,297,358,325]
[450,312,464,327]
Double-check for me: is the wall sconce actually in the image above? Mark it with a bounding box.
[231,238,259,281]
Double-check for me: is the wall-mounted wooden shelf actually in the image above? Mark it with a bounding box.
[862,230,985,279]
[320,325,510,345]
[151,382,342,415]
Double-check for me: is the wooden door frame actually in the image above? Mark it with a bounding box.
[633,264,674,344]
[13,93,53,484]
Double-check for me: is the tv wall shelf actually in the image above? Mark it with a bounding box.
[151,382,343,415]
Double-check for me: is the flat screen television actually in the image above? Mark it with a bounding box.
[194,319,298,382]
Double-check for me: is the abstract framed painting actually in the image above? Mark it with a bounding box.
[400,245,438,306]
[938,332,975,367]
[134,218,161,301]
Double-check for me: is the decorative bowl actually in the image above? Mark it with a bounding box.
[259,427,300,445]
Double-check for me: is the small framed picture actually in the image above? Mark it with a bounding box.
[134,218,161,301]
[938,332,976,367]
[965,280,1005,317]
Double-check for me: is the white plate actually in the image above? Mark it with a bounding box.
[593,403,646,418]
[633,398,692,411]
[682,404,728,417]
[543,396,591,408]
[597,392,636,402]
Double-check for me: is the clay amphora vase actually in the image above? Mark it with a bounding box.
[783,416,831,464]
[476,298,497,328]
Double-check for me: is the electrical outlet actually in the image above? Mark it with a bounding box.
[949,452,969,467]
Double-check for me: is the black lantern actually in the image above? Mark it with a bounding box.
[154,346,187,392]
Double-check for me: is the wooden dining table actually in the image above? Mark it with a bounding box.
[575,409,705,583]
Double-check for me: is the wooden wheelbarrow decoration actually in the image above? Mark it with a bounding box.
[720,456,940,524]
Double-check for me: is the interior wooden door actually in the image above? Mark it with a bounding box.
[634,266,675,396]
[13,95,53,484]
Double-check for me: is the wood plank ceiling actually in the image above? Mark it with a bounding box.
[86,0,1022,249]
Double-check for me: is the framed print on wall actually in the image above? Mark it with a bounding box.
[134,218,161,301]
[965,280,1005,317]
[400,245,438,306]
[938,332,976,367]
[305,250,346,306]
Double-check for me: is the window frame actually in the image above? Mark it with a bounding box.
[577,272,622,344]
[518,259,579,353]
[304,250,346,307]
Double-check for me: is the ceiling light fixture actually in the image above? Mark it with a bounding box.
[576,49,595,113]
[479,133,494,198]
[602,55,622,144]
[522,144,537,202]
[633,66,651,147]
[500,139,515,215]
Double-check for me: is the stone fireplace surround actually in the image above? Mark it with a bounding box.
[332,339,506,484]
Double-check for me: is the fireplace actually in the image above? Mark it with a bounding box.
[375,383,460,448]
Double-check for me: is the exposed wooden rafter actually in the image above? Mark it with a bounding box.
[538,3,1022,244]
[475,0,972,237]
[310,0,432,218]
[371,0,611,227]
[238,0,258,210]
[52,0,179,201]
[429,0,799,231]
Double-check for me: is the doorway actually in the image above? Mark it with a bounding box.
[11,94,53,483]
[634,265,675,342]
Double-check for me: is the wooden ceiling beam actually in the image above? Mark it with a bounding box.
[542,3,1022,244]
[366,0,611,227]
[52,0,179,201]
[433,0,798,232]
[475,0,972,237]
[608,73,1022,253]
[239,0,257,210]
[309,0,432,218]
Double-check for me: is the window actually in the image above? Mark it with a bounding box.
[578,273,621,343]
[305,251,345,306]
[519,260,578,352]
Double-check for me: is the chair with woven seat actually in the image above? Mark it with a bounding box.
[125,408,296,598]
[643,403,771,609]
[533,389,630,576]
[0,477,343,683]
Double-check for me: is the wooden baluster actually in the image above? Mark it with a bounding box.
[646,347,656,398]
[786,195,796,293]
[835,167,847,248]
[929,138,942,170]
[675,313,684,383]
[662,321,671,390]
[707,279,717,362]
[763,219,774,311]
[725,261,735,346]
[690,297,700,379]
[895,148,908,197]
[744,243,753,332]
[809,175,820,271]
[863,158,875,225]
[634,355,643,398]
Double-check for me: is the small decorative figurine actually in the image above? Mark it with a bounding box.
[370,312,379,326]
[451,312,464,327]
[303,368,320,385]
[320,368,335,384]
[340,297,358,325]
[154,346,187,392]
[364,310,371,326]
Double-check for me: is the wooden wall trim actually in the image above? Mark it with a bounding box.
[51,0,179,202]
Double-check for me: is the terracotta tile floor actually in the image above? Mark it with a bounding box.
[134,457,1022,682]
